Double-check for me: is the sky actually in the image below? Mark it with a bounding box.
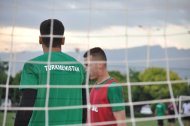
[0,0,190,52]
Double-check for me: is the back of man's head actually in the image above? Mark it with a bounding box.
[40,19,64,48]
[83,47,107,62]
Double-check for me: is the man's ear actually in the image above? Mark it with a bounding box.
[61,37,65,45]
[39,36,43,44]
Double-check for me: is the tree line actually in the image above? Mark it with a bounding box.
[0,61,21,104]
[0,61,189,106]
[110,68,190,102]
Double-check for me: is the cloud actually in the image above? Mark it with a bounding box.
[0,0,190,52]
[0,24,189,52]
[0,0,189,31]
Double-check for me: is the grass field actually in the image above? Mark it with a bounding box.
[0,112,15,126]
[0,112,182,126]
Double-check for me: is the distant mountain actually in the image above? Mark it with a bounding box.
[0,45,190,79]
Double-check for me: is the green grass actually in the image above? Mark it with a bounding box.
[0,112,15,126]
[127,119,181,126]
[0,112,182,126]
[127,121,156,126]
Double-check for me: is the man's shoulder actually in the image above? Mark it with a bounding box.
[24,52,84,69]
[22,54,47,70]
[61,52,79,62]
[25,53,46,63]
[24,53,85,72]
[27,52,78,62]
[107,78,118,84]
[61,53,84,68]
[107,78,122,92]
[156,104,160,107]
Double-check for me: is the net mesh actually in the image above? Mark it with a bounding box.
[0,0,190,126]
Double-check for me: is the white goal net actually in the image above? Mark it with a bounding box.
[0,0,190,126]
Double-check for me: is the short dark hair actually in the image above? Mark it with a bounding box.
[83,47,107,61]
[40,19,64,48]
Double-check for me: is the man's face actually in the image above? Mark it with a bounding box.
[84,55,99,80]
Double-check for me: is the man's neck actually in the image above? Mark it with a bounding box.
[96,71,110,84]
[43,47,62,53]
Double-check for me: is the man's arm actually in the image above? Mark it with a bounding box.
[155,106,157,116]
[107,81,127,126]
[14,89,37,126]
[113,110,127,126]
[82,83,87,123]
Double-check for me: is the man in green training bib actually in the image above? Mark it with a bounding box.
[155,102,166,126]
[14,19,86,126]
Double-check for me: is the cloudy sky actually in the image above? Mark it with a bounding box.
[0,0,190,52]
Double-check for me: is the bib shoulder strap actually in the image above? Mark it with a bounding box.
[105,78,117,84]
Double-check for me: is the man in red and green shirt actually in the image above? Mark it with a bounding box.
[83,47,126,126]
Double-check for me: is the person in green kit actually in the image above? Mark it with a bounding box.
[14,19,86,126]
[155,102,166,126]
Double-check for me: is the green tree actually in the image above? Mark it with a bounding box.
[10,72,22,103]
[124,68,153,103]
[0,70,7,100]
[129,68,140,82]
[0,61,8,72]
[0,60,21,104]
[109,71,126,82]
[0,61,8,102]
[138,67,188,100]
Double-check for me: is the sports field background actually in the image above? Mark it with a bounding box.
[0,112,181,126]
